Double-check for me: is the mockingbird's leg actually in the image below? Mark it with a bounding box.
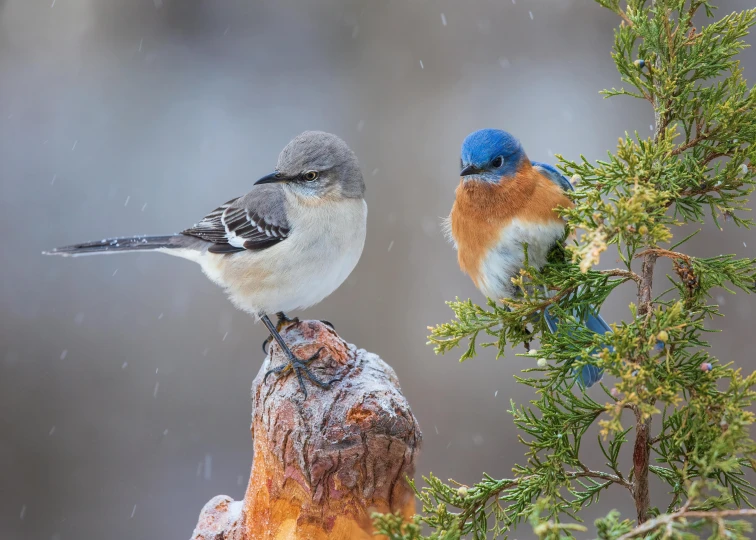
[260,313,338,399]
[261,314,336,354]
[261,312,300,354]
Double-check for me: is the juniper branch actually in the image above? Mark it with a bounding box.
[383,1,756,538]
[617,508,756,540]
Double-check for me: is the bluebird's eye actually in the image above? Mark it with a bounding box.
[491,156,504,168]
[303,170,319,181]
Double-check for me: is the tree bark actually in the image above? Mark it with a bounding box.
[191,320,422,540]
[632,409,651,524]
[633,252,657,524]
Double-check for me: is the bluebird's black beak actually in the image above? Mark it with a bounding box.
[254,172,288,185]
[460,164,480,177]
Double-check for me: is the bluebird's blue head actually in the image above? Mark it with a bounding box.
[460,129,526,183]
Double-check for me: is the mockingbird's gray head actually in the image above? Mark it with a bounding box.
[254,131,365,200]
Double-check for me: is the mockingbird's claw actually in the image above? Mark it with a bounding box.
[262,335,273,355]
[260,314,338,399]
[319,320,335,329]
[275,312,299,332]
[263,346,337,399]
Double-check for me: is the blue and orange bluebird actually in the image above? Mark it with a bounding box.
[446,129,609,387]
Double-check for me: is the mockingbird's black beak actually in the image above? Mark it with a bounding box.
[254,172,289,185]
[460,164,481,177]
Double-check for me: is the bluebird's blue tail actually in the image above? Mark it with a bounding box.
[543,307,611,388]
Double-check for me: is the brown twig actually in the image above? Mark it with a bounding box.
[670,129,718,155]
[617,508,756,540]
[577,464,633,491]
[635,248,691,263]
[616,7,634,28]
[601,268,642,284]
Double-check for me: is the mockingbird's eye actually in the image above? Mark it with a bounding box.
[303,170,319,181]
[491,156,504,168]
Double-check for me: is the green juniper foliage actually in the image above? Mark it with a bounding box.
[374,1,756,538]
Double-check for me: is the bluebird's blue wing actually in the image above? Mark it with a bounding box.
[583,310,612,334]
[543,306,610,388]
[543,307,560,334]
[531,161,574,192]
[580,311,611,386]
[535,161,607,386]
[578,363,604,388]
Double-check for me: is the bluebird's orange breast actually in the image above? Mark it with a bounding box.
[450,161,572,288]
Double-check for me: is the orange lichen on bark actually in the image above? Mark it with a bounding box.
[191,320,421,540]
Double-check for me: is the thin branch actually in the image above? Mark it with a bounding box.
[601,268,642,284]
[685,1,702,32]
[670,128,719,155]
[670,182,729,206]
[635,248,690,262]
[577,465,633,491]
[617,508,756,540]
[619,13,634,27]
[703,151,731,166]
[455,469,632,532]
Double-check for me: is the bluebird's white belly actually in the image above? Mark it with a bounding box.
[477,218,565,300]
[194,198,367,316]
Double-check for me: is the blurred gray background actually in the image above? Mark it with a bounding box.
[1,1,754,538]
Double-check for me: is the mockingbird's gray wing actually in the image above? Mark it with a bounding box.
[182,184,291,254]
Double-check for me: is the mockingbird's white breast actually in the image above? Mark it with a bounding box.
[191,196,367,316]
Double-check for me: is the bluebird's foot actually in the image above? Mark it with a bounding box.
[259,313,339,399]
[261,312,300,354]
[522,326,533,352]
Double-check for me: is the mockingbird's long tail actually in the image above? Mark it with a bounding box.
[43,235,182,257]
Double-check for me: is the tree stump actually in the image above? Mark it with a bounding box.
[191,320,422,540]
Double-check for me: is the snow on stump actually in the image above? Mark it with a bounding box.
[190,320,422,540]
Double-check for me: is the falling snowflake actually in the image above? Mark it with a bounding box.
[204,454,213,480]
